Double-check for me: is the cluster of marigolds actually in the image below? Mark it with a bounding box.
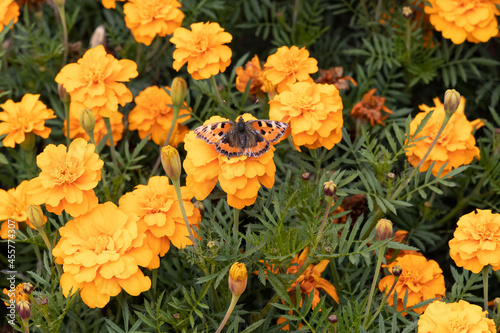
[0,0,499,332]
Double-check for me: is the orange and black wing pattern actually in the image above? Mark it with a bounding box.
[249,120,289,143]
[194,121,234,144]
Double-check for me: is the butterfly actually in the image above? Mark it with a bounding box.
[194,117,289,159]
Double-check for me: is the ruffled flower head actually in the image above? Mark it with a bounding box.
[118,176,201,269]
[449,209,500,273]
[0,94,56,148]
[0,0,19,32]
[28,138,104,217]
[405,96,483,177]
[98,0,125,9]
[64,108,123,146]
[269,81,343,149]
[183,113,279,209]
[425,0,500,44]
[124,0,184,46]
[235,55,264,95]
[351,88,394,127]
[55,45,138,118]
[128,86,190,146]
[170,22,232,80]
[52,202,153,308]
[3,283,28,306]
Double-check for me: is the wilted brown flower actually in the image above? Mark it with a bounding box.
[315,67,357,91]
[351,88,394,126]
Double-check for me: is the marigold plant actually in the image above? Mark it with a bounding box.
[0,0,19,32]
[2,283,28,306]
[64,108,123,146]
[235,55,264,95]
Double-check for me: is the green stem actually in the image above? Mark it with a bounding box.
[360,0,370,20]
[317,197,333,242]
[103,117,117,166]
[64,102,70,148]
[56,3,68,66]
[405,18,412,65]
[483,265,489,311]
[362,244,387,328]
[209,76,225,109]
[171,178,198,250]
[366,275,399,328]
[233,208,240,237]
[152,268,158,297]
[215,294,240,333]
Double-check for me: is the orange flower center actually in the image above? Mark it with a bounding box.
[194,36,208,53]
[84,65,105,84]
[283,59,298,75]
[450,319,470,332]
[140,0,161,19]
[146,194,172,213]
[89,234,115,254]
[297,96,316,112]
[474,224,494,240]
[52,164,77,185]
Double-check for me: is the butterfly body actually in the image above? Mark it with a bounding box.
[194,117,288,159]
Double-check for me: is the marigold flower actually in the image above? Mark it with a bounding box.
[118,176,201,269]
[351,88,394,127]
[235,55,264,95]
[52,202,153,308]
[28,138,104,217]
[405,96,483,177]
[170,77,187,108]
[160,146,182,180]
[263,46,318,93]
[0,181,45,239]
[124,0,184,46]
[269,81,343,149]
[418,300,496,333]
[3,283,28,306]
[55,44,138,118]
[424,0,500,44]
[64,107,123,146]
[0,94,56,148]
[98,0,125,9]
[0,0,19,32]
[375,218,393,241]
[449,209,500,273]
[128,86,190,146]
[379,254,445,315]
[228,262,248,296]
[183,114,279,209]
[170,22,232,80]
[315,67,357,91]
[16,300,30,320]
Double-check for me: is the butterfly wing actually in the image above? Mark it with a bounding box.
[194,121,233,144]
[249,120,289,143]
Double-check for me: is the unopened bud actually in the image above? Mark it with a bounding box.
[194,201,205,218]
[79,109,96,134]
[301,172,311,180]
[228,262,248,296]
[494,297,500,310]
[160,145,182,180]
[27,205,45,229]
[173,313,180,320]
[54,0,65,6]
[89,24,106,49]
[323,181,337,197]
[23,283,34,295]
[387,172,395,179]
[444,89,460,115]
[324,246,332,253]
[375,218,393,241]
[17,300,31,320]
[402,6,413,19]
[328,314,338,324]
[38,298,48,306]
[58,83,70,103]
[392,265,402,277]
[171,77,187,108]
[207,240,215,248]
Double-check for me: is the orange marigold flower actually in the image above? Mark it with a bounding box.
[128,86,190,147]
[263,46,318,93]
[98,0,125,9]
[405,96,483,177]
[170,22,232,80]
[351,88,394,127]
[0,94,56,148]
[183,114,279,209]
[0,0,19,32]
[118,176,200,269]
[418,300,496,333]
[424,0,500,44]
[65,108,123,146]
[449,209,500,273]
[28,138,104,217]
[315,67,357,91]
[379,254,446,315]
[269,81,343,149]
[3,283,28,307]
[55,45,138,118]
[52,202,153,308]
[124,0,184,46]
[235,55,264,95]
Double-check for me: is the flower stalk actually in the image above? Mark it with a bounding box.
[362,243,388,328]
[103,117,117,166]
[482,265,489,311]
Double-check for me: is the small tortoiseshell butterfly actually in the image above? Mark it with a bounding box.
[194,117,289,159]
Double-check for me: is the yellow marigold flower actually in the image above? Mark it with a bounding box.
[183,114,278,209]
[351,88,394,127]
[0,94,56,148]
[379,254,446,315]
[405,96,483,177]
[64,107,123,146]
[52,202,153,308]
[424,0,500,44]
[3,283,28,306]
[170,22,232,80]
[124,0,184,46]
[118,176,201,269]
[27,138,104,217]
[0,0,19,32]
[449,209,500,273]
[263,46,318,93]
[235,55,264,95]
[418,300,496,333]
[98,0,125,9]
[269,81,343,150]
[128,86,190,146]
[55,45,138,118]
[0,181,46,239]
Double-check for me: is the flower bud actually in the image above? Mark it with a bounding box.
[207,240,216,248]
[160,145,182,180]
[20,132,36,151]
[494,297,500,310]
[301,172,311,180]
[375,218,393,241]
[27,205,45,229]
[171,77,187,108]
[323,181,337,197]
[23,283,34,295]
[387,172,395,179]
[194,201,205,218]
[79,109,96,134]
[228,262,248,296]
[89,24,106,49]
[58,83,70,103]
[402,6,413,19]
[16,300,31,320]
[328,314,338,324]
[392,265,402,277]
[173,313,180,320]
[444,89,460,115]
[54,0,65,6]
[38,297,48,306]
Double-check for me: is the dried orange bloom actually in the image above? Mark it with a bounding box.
[418,300,496,333]
[269,81,343,149]
[2,283,28,306]
[449,209,500,273]
[170,22,232,80]
[263,46,318,93]
[118,176,201,269]
[55,45,138,118]
[405,96,483,177]
[379,254,445,315]
[0,181,46,239]
[425,0,500,44]
[351,88,394,127]
[52,202,153,308]
[0,94,56,148]
[28,138,104,217]
[124,0,184,46]
[18,0,45,9]
[128,86,190,147]
[65,107,123,146]
[0,0,19,32]
[235,55,264,95]
[315,67,357,91]
[184,114,279,209]
[99,0,125,9]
